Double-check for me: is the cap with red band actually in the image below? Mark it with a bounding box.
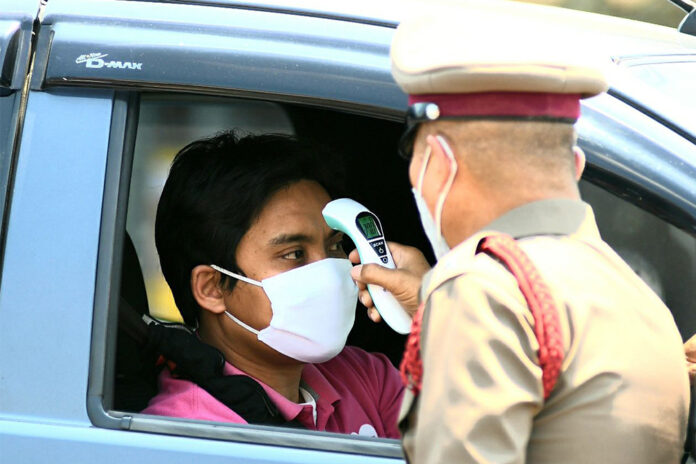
[390,11,609,122]
[408,91,582,121]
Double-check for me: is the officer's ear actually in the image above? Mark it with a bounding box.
[573,146,586,181]
[427,134,457,183]
[191,265,228,315]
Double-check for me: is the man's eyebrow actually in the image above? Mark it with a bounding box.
[268,233,313,246]
[268,230,342,246]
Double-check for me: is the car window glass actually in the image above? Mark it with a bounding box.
[580,179,696,338]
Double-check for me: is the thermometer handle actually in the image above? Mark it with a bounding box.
[322,198,412,334]
[367,284,413,334]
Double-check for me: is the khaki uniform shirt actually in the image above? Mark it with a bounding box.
[399,198,688,464]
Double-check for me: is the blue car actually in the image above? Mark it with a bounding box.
[2,0,696,462]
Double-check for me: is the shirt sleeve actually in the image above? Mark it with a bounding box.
[413,270,544,464]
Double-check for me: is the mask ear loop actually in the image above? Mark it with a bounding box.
[434,135,458,239]
[416,145,432,193]
[211,264,263,287]
[210,264,263,336]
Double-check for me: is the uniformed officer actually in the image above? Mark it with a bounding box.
[350,12,689,464]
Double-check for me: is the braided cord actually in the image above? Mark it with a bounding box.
[478,235,564,400]
[400,234,564,400]
[400,302,425,395]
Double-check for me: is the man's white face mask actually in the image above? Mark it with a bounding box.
[411,135,458,260]
[211,258,358,363]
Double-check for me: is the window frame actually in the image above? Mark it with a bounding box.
[87,90,407,459]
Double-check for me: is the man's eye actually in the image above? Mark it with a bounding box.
[328,242,344,253]
[282,250,304,260]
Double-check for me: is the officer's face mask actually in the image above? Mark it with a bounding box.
[210,258,358,363]
[411,135,458,260]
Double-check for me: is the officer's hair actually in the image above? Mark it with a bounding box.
[155,131,344,327]
[425,119,577,192]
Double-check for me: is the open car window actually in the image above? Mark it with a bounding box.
[113,92,420,459]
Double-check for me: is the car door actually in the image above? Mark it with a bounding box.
[0,0,407,462]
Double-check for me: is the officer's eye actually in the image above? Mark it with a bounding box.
[282,249,305,260]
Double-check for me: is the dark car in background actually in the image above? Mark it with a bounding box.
[2,0,696,462]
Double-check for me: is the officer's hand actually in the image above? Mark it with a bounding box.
[685,334,696,384]
[349,242,431,323]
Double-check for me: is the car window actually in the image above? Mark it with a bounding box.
[115,92,417,458]
[580,180,696,338]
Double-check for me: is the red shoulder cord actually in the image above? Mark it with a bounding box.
[400,234,564,400]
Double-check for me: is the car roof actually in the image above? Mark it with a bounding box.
[181,0,696,139]
[38,0,696,138]
[147,0,696,57]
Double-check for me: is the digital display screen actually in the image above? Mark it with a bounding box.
[358,216,381,239]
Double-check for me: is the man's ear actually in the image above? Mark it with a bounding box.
[191,265,228,315]
[573,146,586,181]
[419,134,455,208]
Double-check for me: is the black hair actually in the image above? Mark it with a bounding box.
[155,131,344,327]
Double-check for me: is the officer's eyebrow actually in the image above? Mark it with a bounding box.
[268,230,342,246]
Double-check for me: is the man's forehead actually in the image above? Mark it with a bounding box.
[250,180,334,243]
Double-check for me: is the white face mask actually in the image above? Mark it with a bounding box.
[211,258,358,363]
[412,135,458,260]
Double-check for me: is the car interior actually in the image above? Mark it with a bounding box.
[113,93,696,433]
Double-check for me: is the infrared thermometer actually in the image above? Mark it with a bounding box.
[323,198,412,334]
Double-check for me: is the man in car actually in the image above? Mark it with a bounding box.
[350,14,689,463]
[141,131,403,437]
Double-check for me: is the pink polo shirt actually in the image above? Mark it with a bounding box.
[142,346,404,438]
